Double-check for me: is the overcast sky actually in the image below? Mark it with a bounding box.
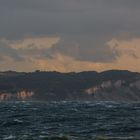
[0,0,140,72]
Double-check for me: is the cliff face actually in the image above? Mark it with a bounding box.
[85,80,125,94]
[0,70,139,101]
[85,78,140,101]
[0,91,34,101]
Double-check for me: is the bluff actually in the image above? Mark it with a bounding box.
[0,70,139,101]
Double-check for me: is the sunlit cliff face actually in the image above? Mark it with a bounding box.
[0,93,12,101]
[85,78,140,95]
[17,91,34,100]
[85,80,125,95]
[0,90,34,101]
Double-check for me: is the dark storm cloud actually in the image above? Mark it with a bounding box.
[1,0,140,38]
[0,0,140,63]
[49,38,119,62]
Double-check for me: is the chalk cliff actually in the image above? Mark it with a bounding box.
[0,70,139,101]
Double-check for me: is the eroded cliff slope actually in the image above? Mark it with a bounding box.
[0,70,139,101]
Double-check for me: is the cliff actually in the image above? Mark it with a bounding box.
[0,70,139,101]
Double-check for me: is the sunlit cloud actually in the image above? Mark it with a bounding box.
[105,38,140,72]
[0,36,140,72]
[0,36,60,50]
[33,53,104,72]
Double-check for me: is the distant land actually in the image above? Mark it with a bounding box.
[0,70,140,101]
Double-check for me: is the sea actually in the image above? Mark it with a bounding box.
[0,101,140,140]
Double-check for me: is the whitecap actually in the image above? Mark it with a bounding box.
[4,135,15,140]
[14,119,23,123]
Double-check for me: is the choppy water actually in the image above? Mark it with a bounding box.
[0,101,140,140]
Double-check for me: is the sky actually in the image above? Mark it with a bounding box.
[0,0,140,72]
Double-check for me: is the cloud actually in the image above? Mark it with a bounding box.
[0,36,119,64]
[0,36,139,72]
[0,41,24,62]
[105,38,140,72]
[9,36,60,50]
[49,37,119,63]
[0,36,108,72]
[33,37,140,72]
[0,1,140,72]
[107,38,140,59]
[0,37,105,72]
[33,53,102,72]
[1,0,140,39]
[0,36,59,65]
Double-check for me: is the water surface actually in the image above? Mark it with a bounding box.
[0,101,140,140]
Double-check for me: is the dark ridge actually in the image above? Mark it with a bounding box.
[0,70,139,101]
